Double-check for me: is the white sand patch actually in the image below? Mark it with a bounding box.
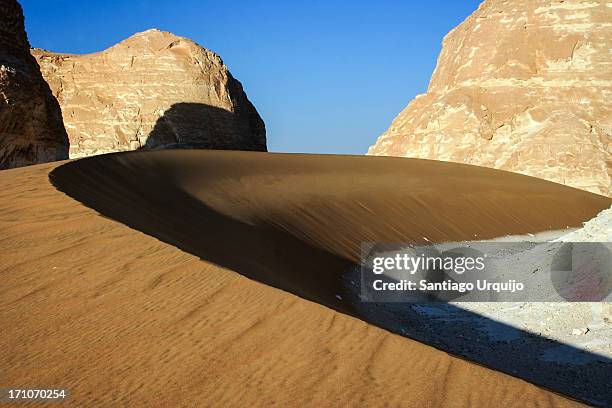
[555,205,612,242]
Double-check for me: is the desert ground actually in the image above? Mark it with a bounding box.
[1,150,610,407]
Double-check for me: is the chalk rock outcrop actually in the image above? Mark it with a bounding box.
[368,0,611,196]
[33,29,266,157]
[0,0,68,169]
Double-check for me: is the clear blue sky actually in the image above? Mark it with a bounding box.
[21,0,480,154]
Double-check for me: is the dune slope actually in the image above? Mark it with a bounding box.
[49,150,610,314]
[2,151,608,406]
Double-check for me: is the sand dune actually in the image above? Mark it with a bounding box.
[2,150,609,407]
[49,150,610,314]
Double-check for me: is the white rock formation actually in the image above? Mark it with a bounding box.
[33,29,266,158]
[369,0,611,196]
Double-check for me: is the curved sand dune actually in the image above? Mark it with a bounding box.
[1,151,609,406]
[50,150,610,315]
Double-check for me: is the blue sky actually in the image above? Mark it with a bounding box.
[21,0,480,154]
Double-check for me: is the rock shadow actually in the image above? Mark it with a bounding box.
[142,102,266,152]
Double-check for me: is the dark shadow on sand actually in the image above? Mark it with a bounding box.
[50,152,612,407]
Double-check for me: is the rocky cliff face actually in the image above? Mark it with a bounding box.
[0,0,69,169]
[33,29,266,157]
[368,0,611,196]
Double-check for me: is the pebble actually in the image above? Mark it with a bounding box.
[571,327,589,336]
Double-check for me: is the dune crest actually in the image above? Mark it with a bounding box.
[49,151,610,313]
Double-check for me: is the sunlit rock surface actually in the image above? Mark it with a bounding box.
[33,29,266,158]
[369,0,611,196]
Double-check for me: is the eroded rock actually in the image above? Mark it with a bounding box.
[0,0,69,169]
[33,29,266,157]
[369,0,611,196]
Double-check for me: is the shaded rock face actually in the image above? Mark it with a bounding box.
[0,0,69,169]
[33,29,266,157]
[369,0,611,196]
